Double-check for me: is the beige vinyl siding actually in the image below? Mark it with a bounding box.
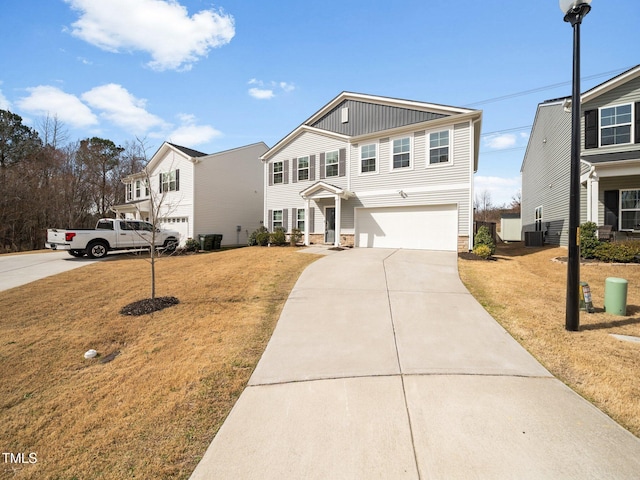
[193,143,267,245]
[265,131,349,230]
[351,122,471,190]
[582,76,640,156]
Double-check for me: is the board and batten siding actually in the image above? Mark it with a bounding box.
[582,76,640,156]
[194,142,267,245]
[310,99,449,137]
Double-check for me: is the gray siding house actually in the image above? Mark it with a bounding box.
[521,65,640,245]
[262,92,482,251]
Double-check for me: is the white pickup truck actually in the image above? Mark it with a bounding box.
[45,218,181,259]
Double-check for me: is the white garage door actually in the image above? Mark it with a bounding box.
[355,204,458,251]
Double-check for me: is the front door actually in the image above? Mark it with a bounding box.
[325,207,336,244]
[604,190,619,230]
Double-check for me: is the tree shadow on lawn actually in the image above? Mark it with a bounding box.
[580,306,640,331]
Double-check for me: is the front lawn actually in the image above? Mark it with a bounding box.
[458,242,640,437]
[0,247,318,479]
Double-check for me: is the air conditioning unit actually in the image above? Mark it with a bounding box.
[524,231,544,247]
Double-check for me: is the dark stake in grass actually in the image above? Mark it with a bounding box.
[120,296,180,316]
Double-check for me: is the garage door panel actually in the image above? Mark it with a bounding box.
[356,205,457,251]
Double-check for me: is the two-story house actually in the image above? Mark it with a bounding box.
[112,141,268,246]
[261,92,482,251]
[521,65,640,245]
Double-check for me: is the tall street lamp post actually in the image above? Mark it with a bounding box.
[560,0,591,331]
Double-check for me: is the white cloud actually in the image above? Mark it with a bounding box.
[247,79,295,100]
[474,175,521,207]
[248,87,274,100]
[82,83,166,134]
[64,0,235,71]
[17,85,98,128]
[484,133,517,150]
[168,113,221,146]
[0,85,11,110]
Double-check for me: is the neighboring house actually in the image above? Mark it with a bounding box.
[112,141,268,246]
[522,65,640,245]
[261,92,482,251]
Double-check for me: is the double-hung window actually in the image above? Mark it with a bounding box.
[297,209,305,231]
[620,190,640,230]
[273,161,284,184]
[135,180,141,198]
[392,137,411,169]
[601,104,632,146]
[325,150,339,177]
[126,183,133,201]
[429,130,450,164]
[272,210,283,229]
[360,144,377,173]
[161,170,179,192]
[297,156,309,181]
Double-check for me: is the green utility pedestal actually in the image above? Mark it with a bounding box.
[604,277,628,316]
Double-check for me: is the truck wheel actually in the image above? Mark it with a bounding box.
[163,238,178,252]
[68,250,85,258]
[87,241,108,259]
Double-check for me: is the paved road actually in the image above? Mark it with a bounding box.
[191,248,640,480]
[0,251,98,292]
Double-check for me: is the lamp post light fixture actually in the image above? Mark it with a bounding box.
[560,0,591,331]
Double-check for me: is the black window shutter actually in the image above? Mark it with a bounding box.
[268,162,274,186]
[308,207,315,233]
[310,154,316,180]
[283,160,289,184]
[635,102,640,144]
[584,109,598,149]
[159,173,163,193]
[283,208,289,232]
[604,190,619,230]
[175,169,180,191]
[320,153,325,180]
[292,208,297,228]
[339,148,346,177]
[268,210,273,231]
[292,158,298,183]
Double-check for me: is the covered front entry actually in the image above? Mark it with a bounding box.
[355,204,458,251]
[300,182,353,247]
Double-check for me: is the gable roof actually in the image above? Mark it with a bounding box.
[262,92,482,164]
[166,143,207,158]
[558,64,640,110]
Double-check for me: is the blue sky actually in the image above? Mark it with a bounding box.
[1,0,638,206]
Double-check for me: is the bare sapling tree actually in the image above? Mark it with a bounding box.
[120,138,181,313]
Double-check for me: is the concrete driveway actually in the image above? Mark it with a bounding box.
[0,251,98,292]
[191,248,640,479]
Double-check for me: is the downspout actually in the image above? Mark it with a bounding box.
[469,117,482,251]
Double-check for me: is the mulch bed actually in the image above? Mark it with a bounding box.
[120,296,180,316]
[458,252,496,261]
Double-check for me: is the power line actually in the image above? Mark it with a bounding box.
[465,66,633,107]
[481,125,532,137]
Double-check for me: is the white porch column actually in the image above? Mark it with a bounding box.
[590,174,599,224]
[335,194,342,247]
[304,198,310,246]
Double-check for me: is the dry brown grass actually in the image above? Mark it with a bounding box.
[458,242,640,437]
[0,247,318,479]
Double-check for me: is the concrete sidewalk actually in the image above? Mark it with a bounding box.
[190,249,640,479]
